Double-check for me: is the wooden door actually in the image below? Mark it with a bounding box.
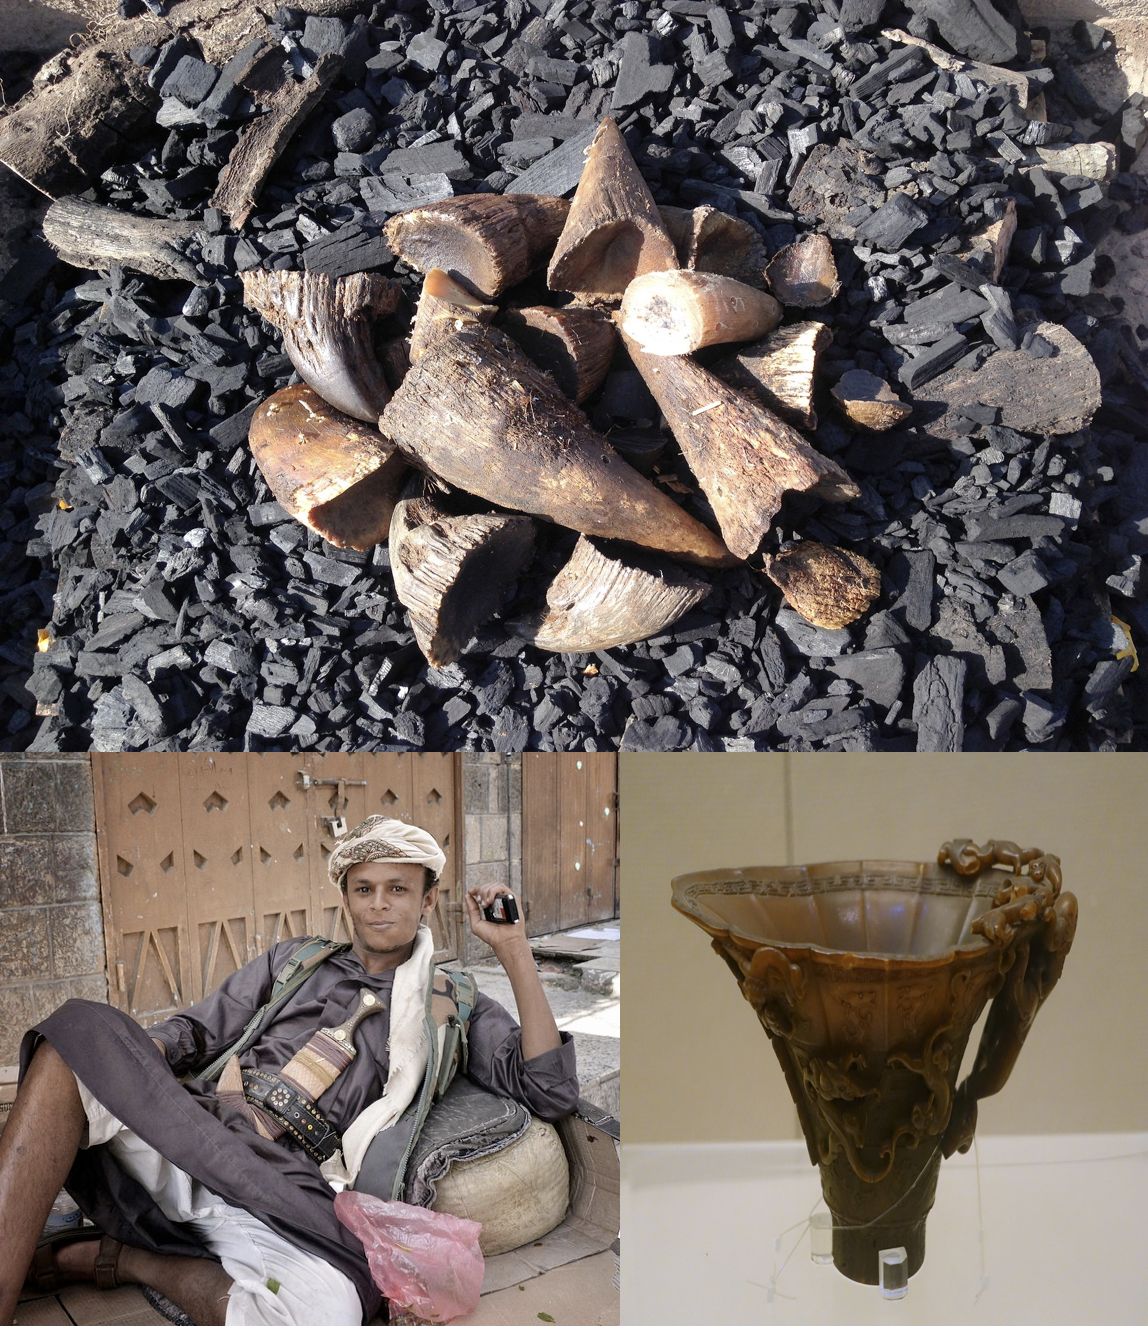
[521,754,618,935]
[94,754,462,1023]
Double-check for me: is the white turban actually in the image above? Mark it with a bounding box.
[326,815,447,890]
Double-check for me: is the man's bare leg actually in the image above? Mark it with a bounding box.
[55,1241,233,1326]
[0,1042,86,1325]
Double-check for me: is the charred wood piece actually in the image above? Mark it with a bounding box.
[509,535,709,652]
[248,385,407,550]
[619,270,782,356]
[548,116,678,300]
[763,541,881,629]
[831,369,913,432]
[765,233,841,307]
[409,268,497,364]
[212,51,343,229]
[658,204,768,288]
[43,198,205,285]
[500,304,616,403]
[380,325,734,568]
[711,321,832,430]
[243,269,399,422]
[624,333,859,561]
[383,193,570,301]
[390,487,537,669]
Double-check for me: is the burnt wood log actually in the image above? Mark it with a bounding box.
[547,116,678,301]
[383,193,570,301]
[920,320,1101,435]
[765,233,841,308]
[408,268,496,364]
[42,197,205,285]
[390,488,537,668]
[623,332,859,561]
[499,304,616,403]
[248,385,408,550]
[0,0,361,199]
[658,204,768,288]
[618,270,782,356]
[244,269,399,422]
[508,535,709,652]
[711,322,832,430]
[763,541,881,629]
[379,325,735,568]
[212,51,343,228]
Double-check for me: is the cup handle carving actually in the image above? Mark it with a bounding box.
[937,841,1078,1157]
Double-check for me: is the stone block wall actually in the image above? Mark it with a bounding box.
[0,755,104,1066]
[461,754,522,964]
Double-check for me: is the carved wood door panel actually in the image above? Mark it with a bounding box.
[521,754,618,934]
[94,755,463,1023]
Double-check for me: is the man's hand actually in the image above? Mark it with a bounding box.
[465,885,530,956]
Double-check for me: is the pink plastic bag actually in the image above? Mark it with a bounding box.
[334,1191,484,1322]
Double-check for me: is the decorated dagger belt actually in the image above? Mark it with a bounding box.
[218,986,384,1164]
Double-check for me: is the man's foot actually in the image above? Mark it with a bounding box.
[24,1233,123,1294]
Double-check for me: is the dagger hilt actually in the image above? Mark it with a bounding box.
[316,986,385,1059]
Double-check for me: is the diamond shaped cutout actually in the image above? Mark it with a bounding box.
[269,791,289,812]
[160,853,174,873]
[381,789,398,806]
[293,843,305,861]
[116,855,133,877]
[128,791,156,816]
[260,847,273,865]
[193,851,207,870]
[426,788,442,805]
[231,847,243,865]
[204,790,228,813]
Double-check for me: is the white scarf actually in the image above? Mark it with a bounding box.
[321,924,435,1190]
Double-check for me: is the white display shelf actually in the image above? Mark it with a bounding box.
[623,1133,1148,1323]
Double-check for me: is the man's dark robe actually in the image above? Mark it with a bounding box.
[21,938,579,1324]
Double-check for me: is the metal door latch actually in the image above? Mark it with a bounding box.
[297,773,368,790]
[323,816,350,837]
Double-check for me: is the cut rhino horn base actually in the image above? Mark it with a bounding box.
[389,484,537,669]
[765,233,841,308]
[619,269,782,356]
[711,321,833,430]
[658,204,768,288]
[831,368,913,431]
[547,116,678,300]
[379,324,735,569]
[383,192,570,301]
[409,267,497,364]
[248,385,408,549]
[499,304,616,403]
[243,269,398,423]
[622,331,860,561]
[508,534,710,652]
[763,540,881,629]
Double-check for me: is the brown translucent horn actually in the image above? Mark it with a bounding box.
[380,325,735,569]
[658,204,769,288]
[623,331,860,561]
[383,192,570,301]
[248,385,408,550]
[765,233,841,307]
[712,321,833,430]
[762,540,881,628]
[499,304,616,403]
[547,117,678,300]
[619,270,782,356]
[390,484,537,669]
[409,267,497,364]
[243,270,399,422]
[508,535,710,652]
[831,369,913,432]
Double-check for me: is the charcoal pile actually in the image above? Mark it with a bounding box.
[1,0,1147,752]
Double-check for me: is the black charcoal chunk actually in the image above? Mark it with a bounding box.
[996,549,1051,596]
[332,107,377,153]
[506,127,597,195]
[161,55,219,108]
[855,193,929,250]
[898,331,968,390]
[825,648,906,709]
[903,282,989,326]
[912,654,966,751]
[611,33,675,110]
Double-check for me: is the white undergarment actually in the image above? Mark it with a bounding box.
[76,1077,364,1326]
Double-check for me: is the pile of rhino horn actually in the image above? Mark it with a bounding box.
[243,115,882,668]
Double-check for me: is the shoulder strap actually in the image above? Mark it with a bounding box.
[194,937,351,1083]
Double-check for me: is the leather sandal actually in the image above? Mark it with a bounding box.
[93,1235,125,1291]
[21,1229,101,1298]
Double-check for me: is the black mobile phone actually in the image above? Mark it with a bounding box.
[483,894,520,924]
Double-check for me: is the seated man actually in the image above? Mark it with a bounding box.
[0,816,578,1326]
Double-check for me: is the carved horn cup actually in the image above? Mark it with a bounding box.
[671,841,1077,1285]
